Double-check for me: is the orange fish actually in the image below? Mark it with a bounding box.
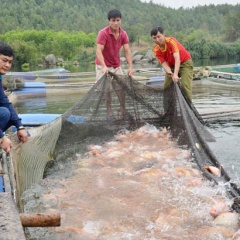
[209,201,229,218]
[204,166,221,177]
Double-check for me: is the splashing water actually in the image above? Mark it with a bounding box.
[22,124,240,240]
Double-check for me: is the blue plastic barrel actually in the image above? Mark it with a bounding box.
[13,82,46,97]
[20,82,46,91]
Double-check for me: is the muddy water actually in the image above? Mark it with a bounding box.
[22,125,240,240]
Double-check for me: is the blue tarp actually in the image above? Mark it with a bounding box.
[0,176,4,192]
[146,75,165,86]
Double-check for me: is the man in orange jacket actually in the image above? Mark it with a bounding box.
[151,26,193,101]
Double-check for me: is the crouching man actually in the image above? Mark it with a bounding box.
[0,42,28,153]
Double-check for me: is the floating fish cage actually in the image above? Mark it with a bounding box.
[6,68,70,81]
[13,82,47,98]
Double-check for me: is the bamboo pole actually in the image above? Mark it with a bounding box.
[19,213,61,227]
[0,159,3,174]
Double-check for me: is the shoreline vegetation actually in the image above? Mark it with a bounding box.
[0,29,239,71]
[0,1,239,69]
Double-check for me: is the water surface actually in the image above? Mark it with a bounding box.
[14,77,240,180]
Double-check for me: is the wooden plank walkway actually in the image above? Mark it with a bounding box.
[198,106,240,121]
[209,70,240,81]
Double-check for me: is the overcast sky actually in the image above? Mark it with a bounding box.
[141,0,240,9]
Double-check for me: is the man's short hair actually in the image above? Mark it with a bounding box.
[0,42,15,57]
[150,26,164,36]
[107,9,122,20]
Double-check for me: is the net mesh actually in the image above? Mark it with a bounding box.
[10,72,240,212]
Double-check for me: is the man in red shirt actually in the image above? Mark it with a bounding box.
[151,26,193,101]
[95,9,133,120]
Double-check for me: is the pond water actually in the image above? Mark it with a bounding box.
[14,92,82,114]
[22,124,239,239]
[12,56,240,181]
[13,77,240,183]
[62,57,240,73]
[17,76,240,240]
[192,80,240,181]
[12,56,240,73]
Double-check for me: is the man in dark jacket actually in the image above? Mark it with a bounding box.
[0,42,28,153]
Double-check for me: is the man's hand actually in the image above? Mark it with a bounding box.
[128,67,133,77]
[102,66,108,74]
[167,72,173,77]
[1,136,13,153]
[168,72,179,83]
[17,129,29,143]
[171,73,180,83]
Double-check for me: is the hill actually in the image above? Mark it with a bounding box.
[0,0,239,41]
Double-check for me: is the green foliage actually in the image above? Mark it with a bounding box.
[224,9,240,42]
[0,0,239,65]
[21,63,30,69]
[184,38,240,59]
[0,0,239,39]
[0,29,96,66]
[10,40,40,66]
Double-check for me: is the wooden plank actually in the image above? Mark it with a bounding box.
[198,107,240,121]
[209,70,240,81]
[0,159,3,174]
[20,213,61,227]
[198,106,240,116]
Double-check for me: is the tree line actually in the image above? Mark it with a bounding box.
[0,0,239,67]
[0,30,96,66]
